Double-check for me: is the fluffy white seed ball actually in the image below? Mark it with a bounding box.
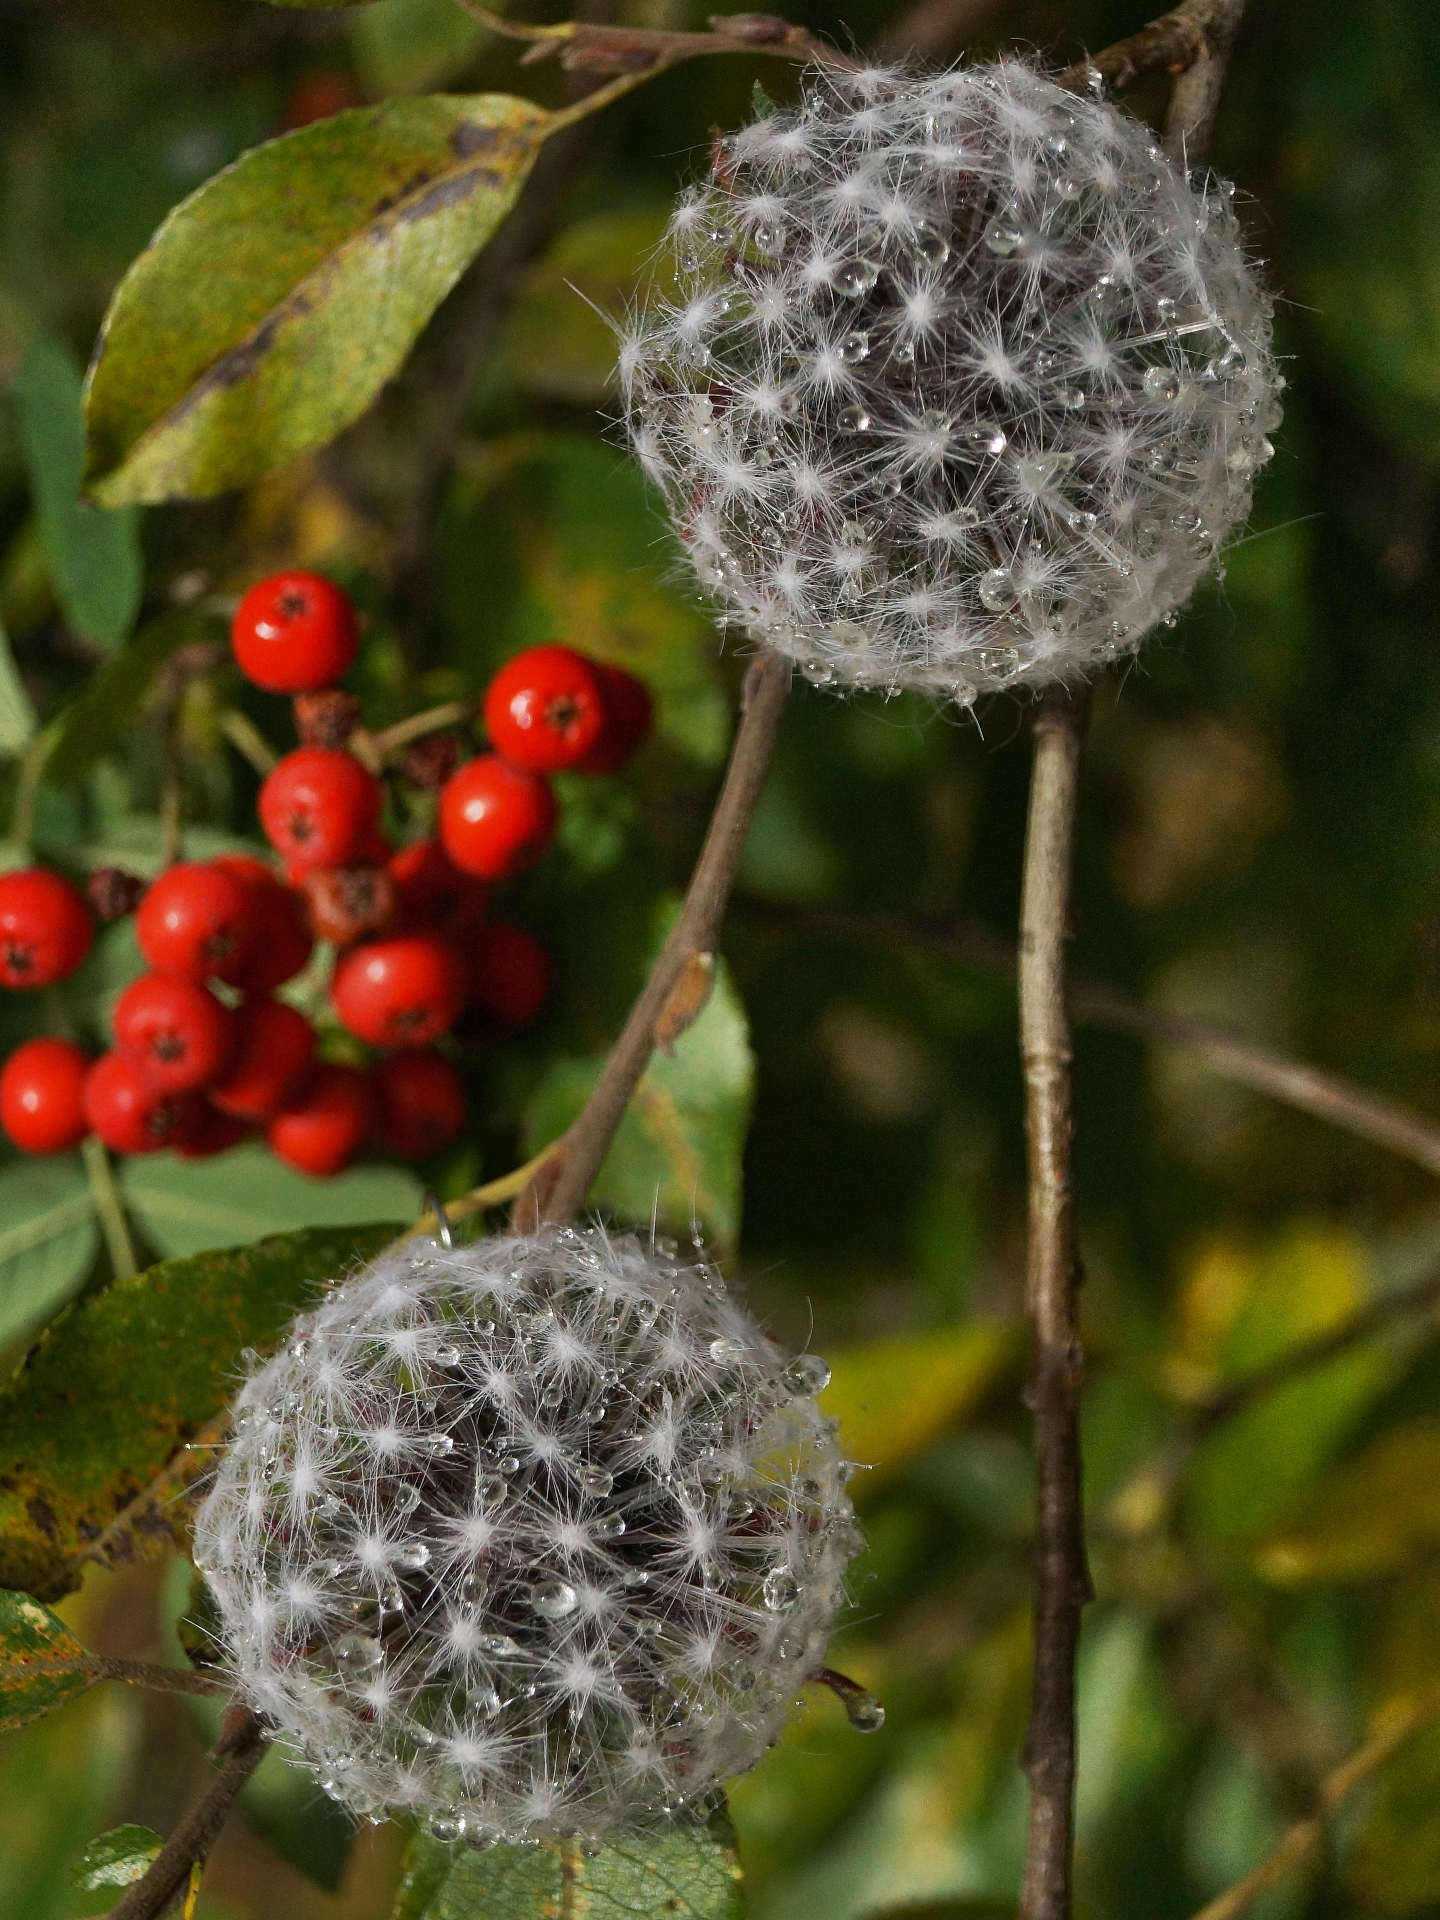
[192,1225,861,1846]
[619,60,1281,704]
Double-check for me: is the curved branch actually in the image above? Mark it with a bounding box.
[451,5,861,77]
[107,1711,267,1920]
[6,1653,227,1697]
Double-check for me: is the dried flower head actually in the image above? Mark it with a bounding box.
[619,60,1281,704]
[192,1225,861,1847]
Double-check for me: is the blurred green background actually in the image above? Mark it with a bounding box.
[4,0,1440,1915]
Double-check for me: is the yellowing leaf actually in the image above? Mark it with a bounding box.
[1256,1420,1440,1585]
[820,1323,1016,1499]
[0,1587,92,1734]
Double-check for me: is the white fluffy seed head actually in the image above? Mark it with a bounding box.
[192,1226,860,1847]
[620,60,1282,704]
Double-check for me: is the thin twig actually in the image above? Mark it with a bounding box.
[1017,686,1092,1920]
[107,1712,267,1920]
[1160,0,1248,166]
[82,1133,138,1281]
[217,708,278,777]
[512,650,792,1231]
[1188,1687,1440,1920]
[369,700,470,760]
[6,1652,228,1697]
[450,5,860,77]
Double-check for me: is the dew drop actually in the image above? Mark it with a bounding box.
[842,1688,886,1732]
[910,221,950,266]
[430,1813,467,1843]
[709,1335,747,1362]
[837,404,872,434]
[419,1432,455,1459]
[591,1511,627,1542]
[474,1473,509,1504]
[1143,366,1181,402]
[982,218,1025,257]
[762,1566,801,1611]
[333,1632,383,1673]
[838,329,871,364]
[918,409,952,440]
[467,1683,503,1718]
[978,568,1018,613]
[532,1579,579,1621]
[477,1633,521,1658]
[393,1540,430,1572]
[754,224,787,255]
[579,1464,614,1497]
[965,422,1008,457]
[832,257,880,297]
[392,1483,422,1516]
[783,1353,832,1394]
[459,1571,489,1606]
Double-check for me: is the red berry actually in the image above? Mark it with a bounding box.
[331,936,466,1048]
[0,1038,89,1154]
[371,1050,467,1160]
[174,1103,252,1159]
[209,999,317,1121]
[136,863,253,984]
[212,856,313,995]
[267,1063,371,1178]
[468,922,551,1029]
[114,973,236,1094]
[231,571,359,694]
[259,748,382,876]
[438,757,557,881]
[0,868,93,989]
[576,664,654,774]
[83,1051,188,1155]
[389,838,490,939]
[483,645,607,774]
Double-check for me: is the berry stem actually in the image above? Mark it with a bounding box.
[107,1711,267,1920]
[81,1132,139,1280]
[7,729,52,857]
[1017,686,1092,1920]
[512,649,791,1230]
[218,708,279,776]
[369,699,470,761]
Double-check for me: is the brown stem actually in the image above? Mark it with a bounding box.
[1017,687,1093,1920]
[512,650,791,1231]
[450,5,861,78]
[1187,1688,1440,1920]
[107,1712,266,1920]
[1056,0,1245,154]
[6,1653,227,1697]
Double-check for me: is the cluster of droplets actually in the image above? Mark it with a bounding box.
[619,59,1281,703]
[191,1225,865,1847]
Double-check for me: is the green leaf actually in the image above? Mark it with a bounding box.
[71,1823,163,1890]
[819,1323,1018,1502]
[46,608,223,789]
[0,1586,92,1734]
[84,96,549,505]
[0,610,37,756]
[1255,1418,1440,1585]
[503,209,673,405]
[1285,1,1440,464]
[394,1811,745,1920]
[351,0,489,96]
[525,949,754,1253]
[0,1158,98,1364]
[9,337,141,649]
[0,1221,399,1598]
[119,1142,424,1259]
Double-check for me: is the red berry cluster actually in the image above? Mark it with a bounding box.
[0,573,652,1188]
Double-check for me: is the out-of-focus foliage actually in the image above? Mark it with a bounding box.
[1,0,1439,1916]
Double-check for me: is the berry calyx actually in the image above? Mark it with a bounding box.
[114,973,236,1094]
[331,936,466,1048]
[482,645,606,773]
[209,999,317,1121]
[293,688,362,751]
[0,868,93,990]
[231,571,359,694]
[371,1049,467,1160]
[300,865,396,947]
[210,998,316,1121]
[212,856,313,996]
[83,1051,188,1154]
[136,862,254,984]
[0,1038,89,1154]
[267,1063,371,1177]
[388,838,489,940]
[576,664,654,774]
[259,748,383,876]
[438,756,557,881]
[468,921,551,1029]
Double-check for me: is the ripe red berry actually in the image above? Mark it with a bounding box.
[211,856,313,995]
[0,1038,89,1154]
[114,973,236,1095]
[0,868,93,990]
[259,748,383,876]
[231,571,359,694]
[331,936,466,1048]
[136,863,253,984]
[483,645,606,773]
[576,663,654,774]
[174,1103,251,1160]
[388,838,490,939]
[267,1063,372,1178]
[209,999,316,1121]
[83,1050,188,1155]
[370,1050,467,1160]
[468,922,551,1029]
[438,756,557,881]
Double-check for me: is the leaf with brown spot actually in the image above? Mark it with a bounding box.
[0,1587,93,1733]
[0,1223,398,1599]
[84,96,548,505]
